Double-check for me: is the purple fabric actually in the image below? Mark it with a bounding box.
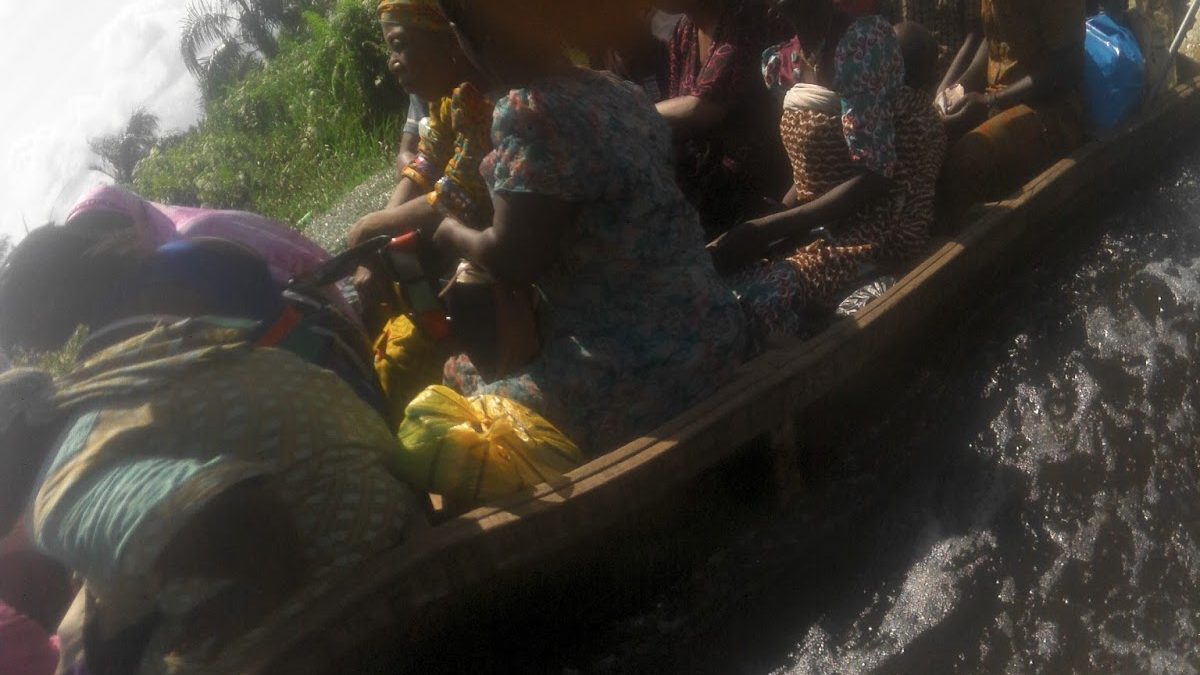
[66,185,359,325]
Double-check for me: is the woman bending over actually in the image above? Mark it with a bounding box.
[0,225,423,675]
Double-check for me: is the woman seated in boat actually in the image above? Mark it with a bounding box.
[422,0,746,454]
[708,0,946,346]
[937,0,1087,218]
[651,0,793,238]
[343,0,498,415]
[348,0,494,248]
[0,225,424,675]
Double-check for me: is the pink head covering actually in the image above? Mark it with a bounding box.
[66,185,359,326]
[65,185,331,285]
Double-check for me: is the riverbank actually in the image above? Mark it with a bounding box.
[303,167,395,251]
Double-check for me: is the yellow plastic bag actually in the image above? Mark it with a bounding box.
[373,314,445,423]
[392,385,583,507]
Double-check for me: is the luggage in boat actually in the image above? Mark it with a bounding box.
[391,385,582,508]
[1084,13,1147,132]
[373,314,446,423]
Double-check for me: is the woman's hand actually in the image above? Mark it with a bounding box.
[347,210,405,249]
[942,91,991,137]
[348,197,443,248]
[708,219,773,275]
[430,193,578,287]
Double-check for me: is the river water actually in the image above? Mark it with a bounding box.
[502,142,1200,674]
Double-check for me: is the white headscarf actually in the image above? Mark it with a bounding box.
[783,83,841,115]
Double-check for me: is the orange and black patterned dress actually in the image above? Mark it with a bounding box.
[731,16,946,344]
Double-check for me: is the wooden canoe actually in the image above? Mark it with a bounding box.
[252,75,1200,673]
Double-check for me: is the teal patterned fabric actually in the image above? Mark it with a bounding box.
[445,69,747,453]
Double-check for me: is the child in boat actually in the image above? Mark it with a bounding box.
[0,227,425,675]
[651,0,794,239]
[423,0,746,454]
[709,0,946,346]
[937,0,1087,217]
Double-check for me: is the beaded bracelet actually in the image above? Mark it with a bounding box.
[401,154,441,193]
[428,175,486,226]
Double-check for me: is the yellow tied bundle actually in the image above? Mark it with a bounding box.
[373,314,446,424]
[393,386,583,507]
[378,0,450,31]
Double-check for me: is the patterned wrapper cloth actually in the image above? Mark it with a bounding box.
[377,0,450,31]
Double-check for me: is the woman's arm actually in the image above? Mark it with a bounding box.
[756,171,891,240]
[989,47,1084,109]
[656,95,731,141]
[938,30,988,96]
[942,45,1082,134]
[347,194,443,247]
[386,176,423,210]
[709,171,891,272]
[432,192,578,287]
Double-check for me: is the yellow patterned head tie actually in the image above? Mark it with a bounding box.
[378,0,451,31]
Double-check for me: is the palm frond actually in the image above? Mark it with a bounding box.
[234,3,281,59]
[125,108,160,141]
[181,0,238,78]
[200,41,258,99]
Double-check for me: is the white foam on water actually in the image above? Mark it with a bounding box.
[780,530,998,675]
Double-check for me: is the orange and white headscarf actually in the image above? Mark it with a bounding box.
[378,0,450,32]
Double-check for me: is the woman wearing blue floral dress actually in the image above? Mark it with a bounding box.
[430,0,746,453]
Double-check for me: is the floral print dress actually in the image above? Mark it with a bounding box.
[444,69,747,454]
[732,16,944,344]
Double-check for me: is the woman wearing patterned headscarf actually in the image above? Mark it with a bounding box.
[346,0,499,412]
[347,0,495,246]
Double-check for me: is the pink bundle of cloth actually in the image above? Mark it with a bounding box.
[66,185,356,323]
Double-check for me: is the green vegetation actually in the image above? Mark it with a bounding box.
[12,327,88,376]
[134,0,405,230]
[182,0,327,100]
